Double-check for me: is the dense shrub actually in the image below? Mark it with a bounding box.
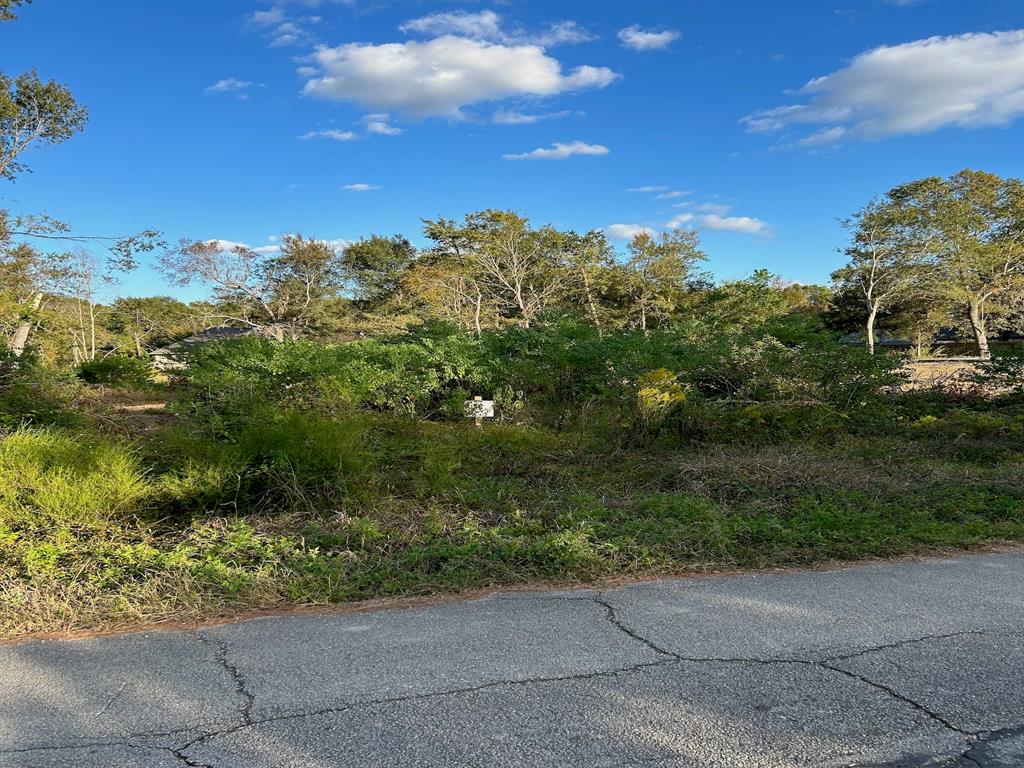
[969,346,1024,398]
[174,322,906,443]
[0,348,83,428]
[76,354,151,386]
[179,327,492,424]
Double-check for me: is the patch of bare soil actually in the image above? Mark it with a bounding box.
[902,359,984,394]
[91,388,180,436]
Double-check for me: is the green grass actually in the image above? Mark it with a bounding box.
[2,403,1022,638]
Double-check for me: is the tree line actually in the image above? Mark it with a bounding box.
[1,0,1022,362]
[834,170,1024,357]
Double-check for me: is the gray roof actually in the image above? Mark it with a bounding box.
[151,326,254,362]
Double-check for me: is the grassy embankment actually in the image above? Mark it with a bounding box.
[3,388,1022,637]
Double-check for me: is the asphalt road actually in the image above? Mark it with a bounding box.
[2,551,1023,767]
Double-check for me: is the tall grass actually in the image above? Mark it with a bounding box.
[1,399,1022,637]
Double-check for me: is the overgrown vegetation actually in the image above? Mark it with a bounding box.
[1,320,1021,637]
[0,4,1021,637]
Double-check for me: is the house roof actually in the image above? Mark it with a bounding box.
[151,326,253,358]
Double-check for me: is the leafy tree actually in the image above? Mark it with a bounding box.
[340,235,416,305]
[0,0,157,355]
[1,70,88,181]
[468,210,565,329]
[624,229,706,331]
[0,1,31,22]
[698,270,796,333]
[1,215,161,355]
[561,230,616,335]
[895,170,1024,358]
[161,235,344,340]
[420,211,565,331]
[105,296,194,356]
[832,196,928,354]
[416,216,488,333]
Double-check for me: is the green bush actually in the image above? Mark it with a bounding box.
[0,349,83,427]
[969,346,1024,398]
[179,327,492,424]
[76,355,150,386]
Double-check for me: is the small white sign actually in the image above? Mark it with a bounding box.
[464,398,495,419]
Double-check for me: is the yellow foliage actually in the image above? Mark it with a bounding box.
[636,369,686,421]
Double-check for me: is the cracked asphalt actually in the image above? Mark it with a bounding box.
[2,551,1022,767]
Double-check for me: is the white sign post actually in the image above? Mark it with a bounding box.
[464,395,494,427]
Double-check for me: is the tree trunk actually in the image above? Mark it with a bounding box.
[578,267,603,337]
[9,292,43,356]
[865,304,878,355]
[968,300,990,358]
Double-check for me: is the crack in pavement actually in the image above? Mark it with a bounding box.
[850,721,1024,767]
[132,742,215,768]
[173,656,681,757]
[3,592,1020,767]
[586,593,1024,767]
[0,658,679,759]
[819,661,971,735]
[822,630,993,664]
[590,594,680,658]
[193,631,255,727]
[583,594,989,739]
[952,722,1024,768]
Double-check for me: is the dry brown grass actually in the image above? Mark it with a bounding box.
[902,359,985,395]
[671,442,1022,503]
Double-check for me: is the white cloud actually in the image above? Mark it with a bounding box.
[399,10,595,47]
[248,5,320,48]
[492,108,572,125]
[269,21,305,47]
[797,126,848,147]
[250,7,286,27]
[301,37,618,118]
[699,214,770,235]
[662,205,771,235]
[205,78,256,93]
[694,202,731,214]
[400,10,503,40]
[492,109,542,125]
[665,213,695,228]
[203,239,280,254]
[299,129,357,141]
[742,30,1024,145]
[528,21,597,48]
[617,25,681,51]
[361,113,402,135]
[655,190,692,200]
[626,185,668,193]
[343,183,379,191]
[203,239,249,252]
[502,140,608,160]
[606,224,657,240]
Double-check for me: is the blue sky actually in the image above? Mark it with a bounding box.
[3,0,1022,300]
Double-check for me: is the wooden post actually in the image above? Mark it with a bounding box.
[473,395,482,428]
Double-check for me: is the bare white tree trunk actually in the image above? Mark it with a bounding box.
[866,304,878,355]
[968,300,990,358]
[9,292,43,356]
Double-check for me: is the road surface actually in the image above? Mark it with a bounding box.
[2,551,1023,767]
